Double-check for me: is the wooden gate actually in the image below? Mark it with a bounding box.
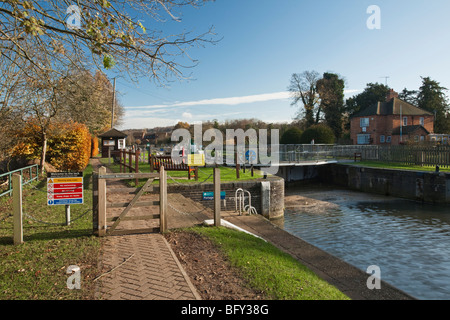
[92,166,167,236]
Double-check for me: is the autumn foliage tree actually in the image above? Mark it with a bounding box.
[11,120,92,172]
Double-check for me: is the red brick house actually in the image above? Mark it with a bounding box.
[350,90,434,145]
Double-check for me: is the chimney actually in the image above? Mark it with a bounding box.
[386,89,398,102]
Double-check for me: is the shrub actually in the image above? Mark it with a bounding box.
[11,120,92,171]
[48,122,92,171]
[300,124,335,144]
[280,127,303,144]
[91,137,99,157]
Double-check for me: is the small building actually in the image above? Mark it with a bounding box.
[98,128,128,157]
[350,89,435,145]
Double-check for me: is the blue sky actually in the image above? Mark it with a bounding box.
[113,0,450,130]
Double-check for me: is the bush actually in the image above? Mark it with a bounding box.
[300,124,335,144]
[48,122,92,171]
[280,127,303,144]
[11,120,92,171]
[91,137,99,157]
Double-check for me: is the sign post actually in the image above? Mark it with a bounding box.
[47,172,83,225]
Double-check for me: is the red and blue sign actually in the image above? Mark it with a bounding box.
[47,172,83,205]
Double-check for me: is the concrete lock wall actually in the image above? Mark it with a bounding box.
[319,164,450,204]
[167,176,285,220]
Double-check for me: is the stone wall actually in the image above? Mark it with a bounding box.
[167,176,285,220]
[319,163,450,203]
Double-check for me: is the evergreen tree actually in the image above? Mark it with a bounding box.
[417,77,450,134]
[316,72,345,139]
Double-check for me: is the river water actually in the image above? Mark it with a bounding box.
[282,184,450,300]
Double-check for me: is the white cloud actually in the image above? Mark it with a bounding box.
[127,91,292,110]
[182,112,193,119]
[127,89,360,111]
[118,117,178,130]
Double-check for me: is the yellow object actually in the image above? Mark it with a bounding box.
[187,154,205,166]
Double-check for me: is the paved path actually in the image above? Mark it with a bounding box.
[91,159,204,300]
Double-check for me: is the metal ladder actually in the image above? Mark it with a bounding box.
[235,188,258,215]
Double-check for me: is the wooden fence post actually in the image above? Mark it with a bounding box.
[150,154,154,172]
[12,174,23,245]
[135,150,140,186]
[92,170,99,235]
[98,166,107,237]
[119,150,122,173]
[159,166,167,233]
[214,167,221,227]
[128,151,132,173]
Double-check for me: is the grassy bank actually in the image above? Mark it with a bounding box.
[0,164,101,300]
[353,160,450,172]
[187,226,350,300]
[98,157,263,187]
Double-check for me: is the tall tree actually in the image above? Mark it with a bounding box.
[57,70,124,135]
[0,0,217,84]
[288,71,322,127]
[316,72,345,139]
[398,88,418,105]
[15,63,68,170]
[345,82,390,116]
[417,77,450,134]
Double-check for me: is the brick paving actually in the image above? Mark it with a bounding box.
[95,233,201,300]
[90,159,202,300]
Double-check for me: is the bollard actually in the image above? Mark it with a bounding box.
[214,168,221,227]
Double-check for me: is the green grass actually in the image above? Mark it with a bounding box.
[187,226,350,300]
[98,157,264,187]
[0,164,102,300]
[352,160,450,172]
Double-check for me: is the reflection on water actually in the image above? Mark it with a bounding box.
[283,185,450,300]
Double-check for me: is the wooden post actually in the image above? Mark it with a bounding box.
[159,166,167,233]
[135,150,140,186]
[92,171,99,235]
[150,154,154,172]
[12,174,23,245]
[98,167,107,236]
[234,137,240,179]
[119,150,122,173]
[214,167,221,227]
[129,151,132,173]
[122,150,126,173]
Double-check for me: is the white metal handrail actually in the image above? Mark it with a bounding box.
[235,188,258,215]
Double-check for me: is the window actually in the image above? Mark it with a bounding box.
[420,117,424,126]
[420,135,425,141]
[360,118,369,127]
[103,140,115,146]
[380,135,385,143]
[357,134,371,145]
[118,139,125,149]
[403,117,408,126]
[386,136,392,143]
[414,135,419,142]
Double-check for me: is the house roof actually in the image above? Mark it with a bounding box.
[392,125,430,136]
[351,97,434,118]
[98,128,128,138]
